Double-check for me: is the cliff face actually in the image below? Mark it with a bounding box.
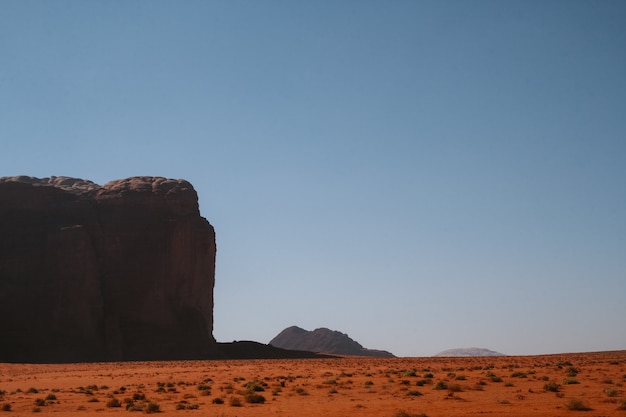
[0,176,217,363]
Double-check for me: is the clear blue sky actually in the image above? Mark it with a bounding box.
[1,1,625,357]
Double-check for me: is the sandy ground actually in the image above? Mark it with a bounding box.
[1,350,625,416]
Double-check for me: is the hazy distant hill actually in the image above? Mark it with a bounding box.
[435,347,505,357]
[270,326,395,357]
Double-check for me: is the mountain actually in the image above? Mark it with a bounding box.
[434,347,506,357]
[269,326,395,357]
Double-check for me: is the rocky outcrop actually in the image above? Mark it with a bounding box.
[0,176,217,362]
[269,326,395,357]
[435,348,506,357]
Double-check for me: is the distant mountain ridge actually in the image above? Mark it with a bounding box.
[270,326,395,357]
[435,347,505,357]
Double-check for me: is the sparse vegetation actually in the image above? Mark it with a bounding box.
[106,397,122,408]
[1,351,625,416]
[433,381,448,390]
[244,392,266,403]
[393,410,428,417]
[145,402,160,413]
[564,398,591,411]
[544,381,560,392]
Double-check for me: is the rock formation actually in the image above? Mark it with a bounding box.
[0,176,217,362]
[434,347,506,357]
[269,326,395,357]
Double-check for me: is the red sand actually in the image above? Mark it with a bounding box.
[1,350,625,416]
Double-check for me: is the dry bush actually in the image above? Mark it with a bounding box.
[564,398,591,411]
[393,410,428,417]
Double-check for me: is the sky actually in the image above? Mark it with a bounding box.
[1,0,625,357]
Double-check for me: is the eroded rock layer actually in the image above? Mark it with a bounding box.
[0,176,217,362]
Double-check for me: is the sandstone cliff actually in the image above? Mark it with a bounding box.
[0,176,217,362]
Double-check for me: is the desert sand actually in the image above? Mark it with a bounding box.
[1,350,625,416]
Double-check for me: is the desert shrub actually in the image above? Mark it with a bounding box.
[511,371,527,378]
[244,380,265,392]
[563,378,580,385]
[393,410,428,417]
[490,376,503,383]
[433,381,448,390]
[364,380,374,386]
[402,369,417,377]
[27,388,39,394]
[145,402,160,413]
[295,387,308,395]
[45,394,56,401]
[604,387,618,397]
[88,398,99,402]
[565,367,580,377]
[1,404,11,412]
[455,375,466,380]
[544,381,560,392]
[212,397,224,404]
[132,392,145,401]
[565,398,590,411]
[176,401,199,410]
[407,390,423,396]
[504,382,514,387]
[34,398,46,407]
[32,407,41,413]
[423,373,434,379]
[617,398,626,410]
[229,396,242,407]
[198,383,211,391]
[106,397,122,408]
[244,392,265,404]
[416,379,428,386]
[126,402,145,412]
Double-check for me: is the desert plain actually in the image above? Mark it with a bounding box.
[1,350,625,417]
